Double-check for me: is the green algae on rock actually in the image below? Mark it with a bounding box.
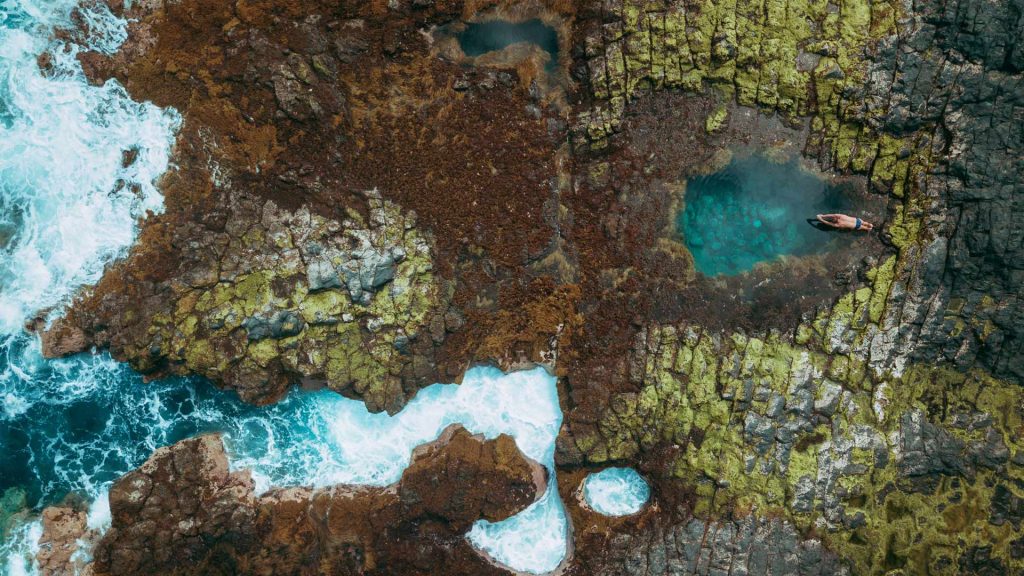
[142,191,440,413]
[569,323,1024,574]
[573,0,898,148]
[48,189,445,414]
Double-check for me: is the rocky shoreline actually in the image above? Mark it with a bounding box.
[35,0,1024,573]
[38,426,545,575]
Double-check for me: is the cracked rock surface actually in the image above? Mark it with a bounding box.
[39,425,544,576]
[35,0,1024,573]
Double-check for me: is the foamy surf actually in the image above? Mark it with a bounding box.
[0,1,571,574]
[2,349,570,574]
[224,365,569,574]
[582,467,650,516]
[0,0,179,334]
[1,0,178,571]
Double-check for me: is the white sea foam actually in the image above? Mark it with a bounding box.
[0,0,179,335]
[84,490,110,531]
[0,1,177,572]
[225,365,569,574]
[582,467,651,516]
[2,519,41,576]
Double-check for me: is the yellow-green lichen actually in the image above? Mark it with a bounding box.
[124,198,441,413]
[580,324,1024,573]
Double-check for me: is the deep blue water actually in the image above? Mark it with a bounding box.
[678,154,857,276]
[457,19,558,69]
[0,1,577,573]
[0,334,307,509]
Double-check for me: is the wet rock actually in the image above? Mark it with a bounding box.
[970,428,1010,470]
[291,19,327,55]
[37,506,90,576]
[340,246,405,304]
[813,380,842,416]
[332,34,368,63]
[71,427,542,576]
[743,412,775,455]
[40,324,90,358]
[306,256,343,291]
[959,546,1006,576]
[791,474,816,513]
[242,310,305,341]
[272,62,319,120]
[398,424,546,531]
[990,484,1024,528]
[576,514,849,576]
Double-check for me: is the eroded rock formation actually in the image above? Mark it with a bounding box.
[38,425,544,576]
[37,0,1024,573]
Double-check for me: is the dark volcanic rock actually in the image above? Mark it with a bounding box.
[52,426,545,576]
[855,0,1024,383]
[569,513,849,576]
[35,0,1024,573]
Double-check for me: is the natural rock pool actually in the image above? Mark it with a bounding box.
[678,154,864,276]
[582,467,650,516]
[0,5,570,573]
[456,19,559,69]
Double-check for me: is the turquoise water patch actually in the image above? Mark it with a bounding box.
[582,467,650,516]
[0,337,568,574]
[457,19,558,69]
[678,155,857,276]
[0,1,569,573]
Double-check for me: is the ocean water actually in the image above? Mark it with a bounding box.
[582,467,650,516]
[0,0,178,333]
[0,1,569,574]
[678,155,857,276]
[1,352,567,574]
[1,0,180,570]
[457,19,558,69]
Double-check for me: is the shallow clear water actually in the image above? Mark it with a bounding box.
[457,19,558,69]
[582,467,650,516]
[0,2,569,574]
[678,155,857,276]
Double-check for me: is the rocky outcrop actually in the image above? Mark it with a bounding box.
[50,0,575,412]
[42,426,544,576]
[37,0,1024,572]
[853,0,1024,384]
[37,506,93,576]
[49,189,442,412]
[568,514,848,576]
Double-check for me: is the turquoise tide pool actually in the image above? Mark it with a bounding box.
[679,154,859,276]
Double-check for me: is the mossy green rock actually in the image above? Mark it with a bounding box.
[126,191,442,413]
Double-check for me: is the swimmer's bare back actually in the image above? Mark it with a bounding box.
[817,213,874,231]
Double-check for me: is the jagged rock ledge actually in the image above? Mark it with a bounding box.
[37,425,546,576]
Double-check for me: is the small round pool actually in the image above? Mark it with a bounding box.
[581,467,650,516]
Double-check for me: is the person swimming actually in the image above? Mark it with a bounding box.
[815,213,874,231]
